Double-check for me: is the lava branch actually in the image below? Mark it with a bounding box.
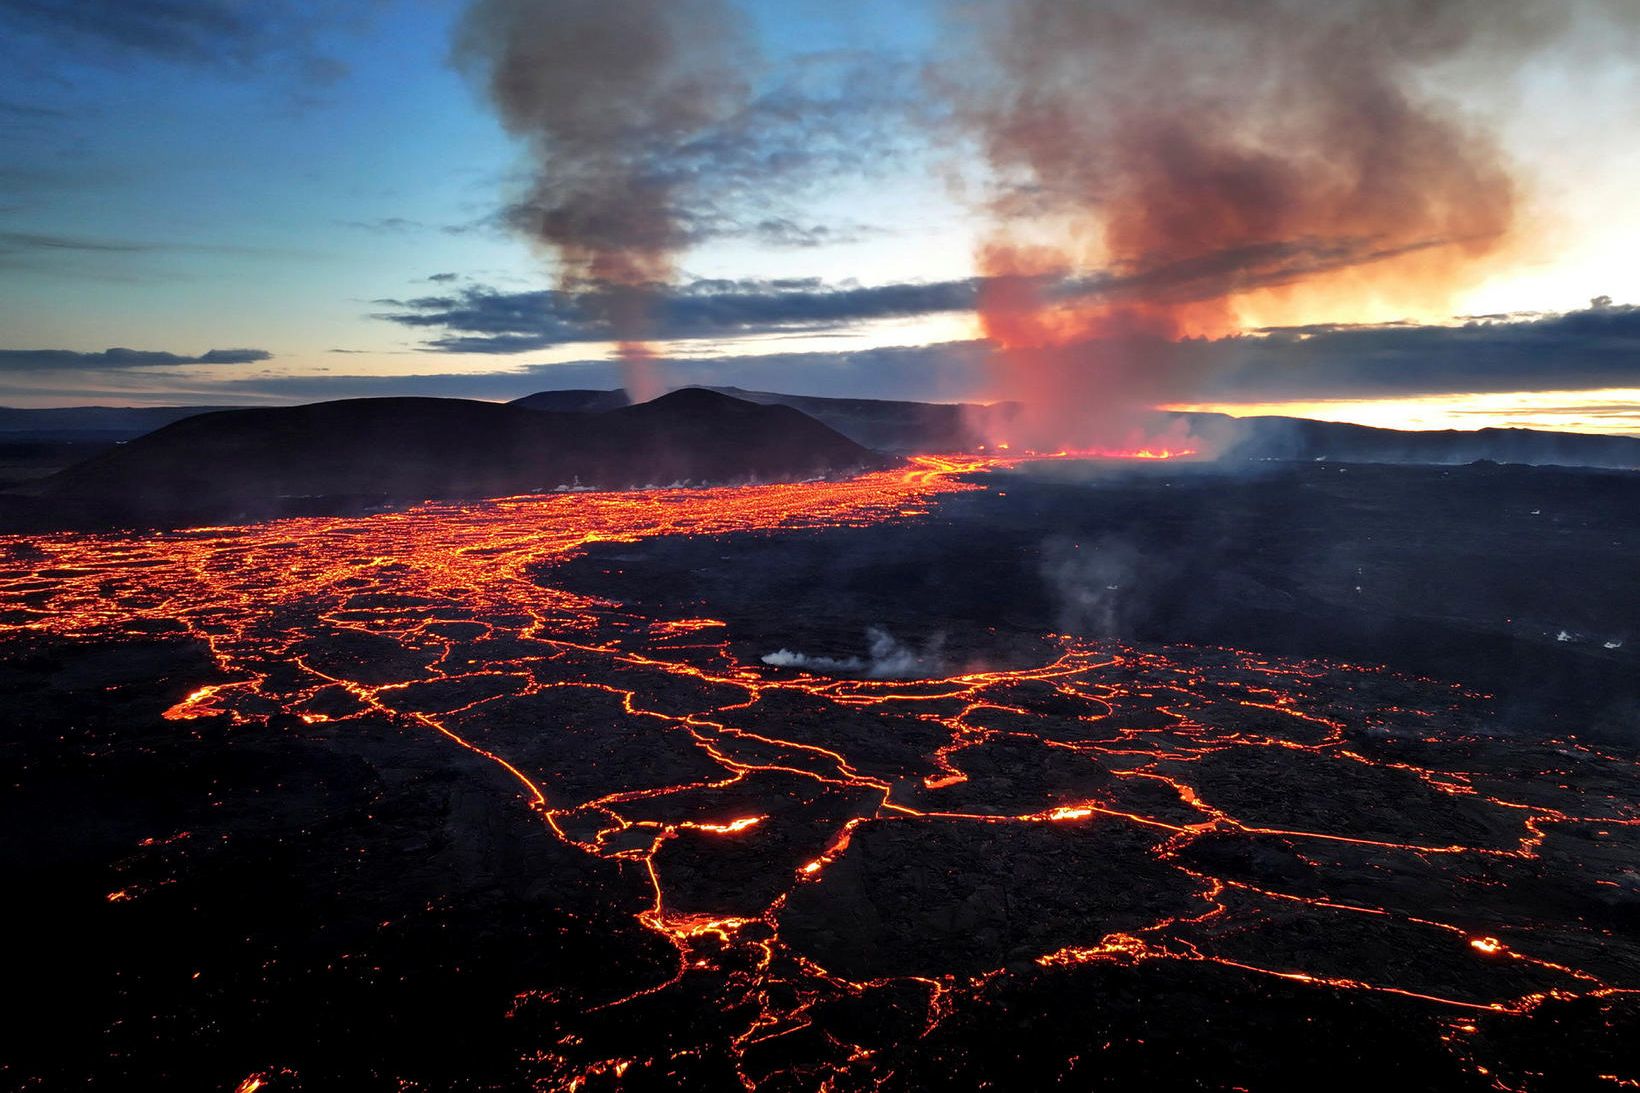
[3,453,1637,1088]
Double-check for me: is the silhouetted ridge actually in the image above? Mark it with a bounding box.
[702,387,992,451]
[508,389,631,413]
[1188,414,1640,469]
[511,386,996,451]
[0,404,238,442]
[509,388,1640,467]
[26,392,874,529]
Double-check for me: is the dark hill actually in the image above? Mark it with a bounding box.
[508,389,632,414]
[511,387,1640,467]
[701,387,995,451]
[1194,413,1640,468]
[20,390,875,529]
[0,404,236,442]
[0,406,245,486]
[513,386,1000,451]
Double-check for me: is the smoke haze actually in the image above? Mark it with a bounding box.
[454,0,755,399]
[952,0,1631,450]
[762,626,947,679]
[450,0,1637,439]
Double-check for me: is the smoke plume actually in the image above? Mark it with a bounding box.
[954,0,1621,450]
[762,626,946,679]
[1038,535,1143,638]
[454,0,753,400]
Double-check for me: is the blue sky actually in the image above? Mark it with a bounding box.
[1,0,1637,435]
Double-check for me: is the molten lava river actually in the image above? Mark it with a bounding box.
[2,456,1637,1090]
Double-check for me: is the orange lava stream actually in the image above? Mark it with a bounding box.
[1049,447,1199,460]
[3,451,1637,1089]
[980,444,1200,461]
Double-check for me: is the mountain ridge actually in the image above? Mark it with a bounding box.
[4,389,877,531]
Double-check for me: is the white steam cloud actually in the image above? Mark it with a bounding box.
[761,626,945,679]
[1039,535,1141,637]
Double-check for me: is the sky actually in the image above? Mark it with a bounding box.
[0,0,1637,437]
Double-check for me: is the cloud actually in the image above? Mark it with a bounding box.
[338,217,493,237]
[0,230,152,255]
[365,296,1640,406]
[380,238,1466,356]
[0,99,72,121]
[4,300,1637,408]
[0,229,301,259]
[0,164,131,219]
[377,277,980,352]
[1201,302,1640,400]
[0,229,313,280]
[0,340,978,406]
[0,347,272,372]
[0,0,360,72]
[742,217,884,249]
[339,217,429,235]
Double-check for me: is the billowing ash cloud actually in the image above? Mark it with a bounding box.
[453,0,756,399]
[0,347,271,372]
[950,0,1637,449]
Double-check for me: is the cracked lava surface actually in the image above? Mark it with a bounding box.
[3,454,1638,1091]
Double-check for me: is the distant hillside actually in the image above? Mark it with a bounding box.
[0,405,235,442]
[1188,413,1640,469]
[509,387,1640,469]
[0,405,245,486]
[10,389,875,530]
[702,387,997,451]
[513,386,998,451]
[508,389,633,414]
[6,391,1637,485]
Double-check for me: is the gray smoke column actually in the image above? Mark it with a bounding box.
[454,0,753,400]
[954,0,1633,451]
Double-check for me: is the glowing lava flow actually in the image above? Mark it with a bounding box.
[1049,447,1199,460]
[981,444,1200,461]
[2,451,1636,1090]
